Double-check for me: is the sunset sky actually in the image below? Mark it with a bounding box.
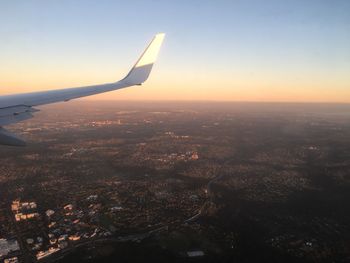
[0,0,349,102]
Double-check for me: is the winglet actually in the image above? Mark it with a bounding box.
[121,33,165,85]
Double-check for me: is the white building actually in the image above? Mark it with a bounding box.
[46,210,55,217]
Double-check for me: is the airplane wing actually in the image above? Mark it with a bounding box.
[0,33,165,146]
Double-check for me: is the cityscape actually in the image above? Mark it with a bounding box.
[1,101,350,262]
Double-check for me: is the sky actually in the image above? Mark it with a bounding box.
[0,0,349,102]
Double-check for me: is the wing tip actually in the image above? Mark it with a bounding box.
[155,32,165,38]
[121,33,165,85]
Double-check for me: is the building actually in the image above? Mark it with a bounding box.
[11,201,37,211]
[12,200,39,221]
[187,250,205,257]
[191,152,199,160]
[86,195,98,201]
[64,204,73,210]
[36,247,60,260]
[46,209,55,217]
[15,212,39,222]
[0,239,20,258]
[69,235,80,241]
[4,257,19,263]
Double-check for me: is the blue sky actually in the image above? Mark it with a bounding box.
[0,0,349,102]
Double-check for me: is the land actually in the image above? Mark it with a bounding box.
[0,101,350,263]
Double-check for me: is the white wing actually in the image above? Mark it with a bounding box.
[0,33,165,146]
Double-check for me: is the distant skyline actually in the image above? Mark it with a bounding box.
[0,0,349,102]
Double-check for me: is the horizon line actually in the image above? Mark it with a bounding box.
[77,99,350,105]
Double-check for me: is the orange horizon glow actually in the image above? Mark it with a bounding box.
[0,67,349,103]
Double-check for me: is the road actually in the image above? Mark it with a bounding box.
[185,173,226,223]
